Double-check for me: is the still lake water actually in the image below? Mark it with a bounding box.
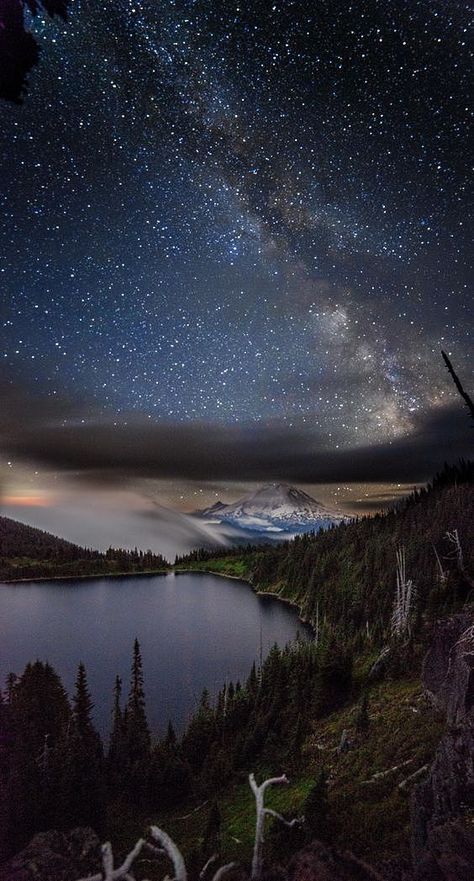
[0,571,310,736]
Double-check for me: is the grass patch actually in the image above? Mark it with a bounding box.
[304,678,444,865]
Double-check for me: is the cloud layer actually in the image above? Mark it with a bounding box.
[1,381,471,486]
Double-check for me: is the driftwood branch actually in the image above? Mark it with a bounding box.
[211,863,239,881]
[200,855,219,878]
[249,773,299,879]
[263,808,303,827]
[77,774,303,881]
[361,758,413,785]
[76,837,146,881]
[149,826,187,881]
[398,764,429,791]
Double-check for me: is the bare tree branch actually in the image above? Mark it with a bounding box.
[446,529,474,589]
[211,863,239,881]
[441,350,474,421]
[149,827,187,881]
[200,855,219,878]
[249,773,298,879]
[263,808,303,827]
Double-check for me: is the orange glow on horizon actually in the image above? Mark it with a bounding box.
[3,495,53,508]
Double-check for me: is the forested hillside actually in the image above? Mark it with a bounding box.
[177,461,474,647]
[1,463,473,878]
[0,516,169,580]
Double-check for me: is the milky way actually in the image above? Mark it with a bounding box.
[0,0,472,471]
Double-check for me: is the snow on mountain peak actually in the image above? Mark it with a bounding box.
[195,483,347,536]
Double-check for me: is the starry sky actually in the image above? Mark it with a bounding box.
[0,0,472,543]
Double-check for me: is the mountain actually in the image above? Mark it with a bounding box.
[194,482,347,535]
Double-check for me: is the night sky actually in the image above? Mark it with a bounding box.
[0,0,472,540]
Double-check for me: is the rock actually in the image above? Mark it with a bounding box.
[422,612,474,724]
[0,828,101,881]
[287,840,387,881]
[414,818,474,881]
[411,610,474,880]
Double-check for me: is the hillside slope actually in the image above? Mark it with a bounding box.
[0,515,169,580]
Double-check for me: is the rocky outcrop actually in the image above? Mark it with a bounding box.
[286,840,387,881]
[411,610,474,881]
[0,828,101,881]
[414,819,474,881]
[421,612,474,724]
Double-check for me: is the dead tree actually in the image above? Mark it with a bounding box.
[446,529,474,590]
[314,601,321,646]
[432,543,447,585]
[75,773,302,881]
[391,546,415,638]
[441,350,474,421]
[249,773,302,879]
[76,837,147,881]
[76,825,237,881]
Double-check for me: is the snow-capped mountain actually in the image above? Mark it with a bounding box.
[194,483,347,535]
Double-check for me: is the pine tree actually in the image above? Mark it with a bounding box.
[127,638,150,744]
[165,720,177,749]
[304,768,329,841]
[202,800,221,858]
[355,692,370,733]
[5,672,17,703]
[121,639,151,806]
[111,675,123,737]
[57,663,105,834]
[107,675,126,795]
[73,662,94,734]
[1,661,72,857]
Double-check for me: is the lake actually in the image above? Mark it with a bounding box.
[0,571,311,736]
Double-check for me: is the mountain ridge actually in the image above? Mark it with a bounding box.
[194,482,347,534]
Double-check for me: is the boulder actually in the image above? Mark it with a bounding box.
[287,840,387,881]
[412,611,474,880]
[414,818,474,881]
[422,612,474,724]
[0,828,101,881]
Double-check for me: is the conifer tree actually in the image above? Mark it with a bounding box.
[107,675,126,795]
[121,639,151,806]
[355,692,370,733]
[58,662,105,834]
[111,674,123,737]
[127,638,150,745]
[304,768,329,841]
[202,800,221,858]
[1,661,72,857]
[73,662,94,734]
[165,720,177,749]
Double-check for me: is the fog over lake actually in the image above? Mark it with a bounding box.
[1,494,279,561]
[0,572,311,736]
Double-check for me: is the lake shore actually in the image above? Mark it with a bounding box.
[1,565,314,633]
[0,568,169,585]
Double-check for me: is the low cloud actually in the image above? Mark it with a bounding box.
[0,380,471,486]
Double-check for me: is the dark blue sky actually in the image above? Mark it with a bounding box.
[0,0,472,499]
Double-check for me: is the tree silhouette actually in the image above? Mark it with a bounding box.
[442,350,474,422]
[73,662,94,735]
[0,0,69,104]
